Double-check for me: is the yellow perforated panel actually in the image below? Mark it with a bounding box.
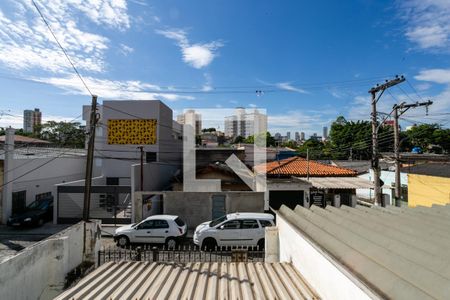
[107,119,157,144]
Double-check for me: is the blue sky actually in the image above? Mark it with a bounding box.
[0,0,450,137]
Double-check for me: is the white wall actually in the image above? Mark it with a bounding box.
[11,157,85,206]
[357,170,408,202]
[0,221,101,300]
[86,100,182,179]
[277,215,379,300]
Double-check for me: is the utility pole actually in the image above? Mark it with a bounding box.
[369,75,405,206]
[306,148,310,181]
[83,95,98,221]
[137,146,144,191]
[392,100,432,206]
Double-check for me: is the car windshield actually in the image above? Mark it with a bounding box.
[209,215,227,227]
[27,200,50,211]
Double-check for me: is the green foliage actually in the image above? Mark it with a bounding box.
[401,124,450,153]
[40,121,85,148]
[233,135,245,144]
[243,132,276,147]
[201,128,216,133]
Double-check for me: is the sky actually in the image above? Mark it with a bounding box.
[0,0,450,137]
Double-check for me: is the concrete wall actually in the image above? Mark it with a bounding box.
[276,214,379,300]
[0,221,101,300]
[86,100,182,179]
[11,157,86,206]
[131,162,179,192]
[408,173,450,207]
[163,191,264,229]
[357,170,407,203]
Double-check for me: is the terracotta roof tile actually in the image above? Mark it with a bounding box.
[255,156,357,177]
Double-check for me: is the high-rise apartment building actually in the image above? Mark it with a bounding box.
[286,131,291,140]
[224,108,267,138]
[176,109,202,135]
[300,132,305,141]
[23,108,42,133]
[322,126,328,141]
[295,132,300,141]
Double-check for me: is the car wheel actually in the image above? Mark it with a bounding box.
[117,236,130,247]
[166,237,177,249]
[202,238,217,251]
[257,239,265,250]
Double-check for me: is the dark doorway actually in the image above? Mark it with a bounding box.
[212,194,226,219]
[269,190,304,210]
[12,190,26,214]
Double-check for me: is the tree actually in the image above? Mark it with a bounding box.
[243,132,276,147]
[40,121,85,148]
[233,135,245,144]
[328,116,393,160]
[202,128,216,133]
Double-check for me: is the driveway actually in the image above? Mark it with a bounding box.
[0,222,70,263]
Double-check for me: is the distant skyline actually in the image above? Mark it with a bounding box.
[1,0,450,136]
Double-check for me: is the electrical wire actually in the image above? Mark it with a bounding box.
[32,0,93,97]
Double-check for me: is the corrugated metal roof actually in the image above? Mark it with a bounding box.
[296,176,375,189]
[55,261,319,300]
[278,204,450,300]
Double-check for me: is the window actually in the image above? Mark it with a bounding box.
[210,215,227,227]
[259,220,273,228]
[106,177,119,185]
[138,220,154,230]
[174,217,185,227]
[241,219,259,229]
[146,152,157,162]
[153,220,169,229]
[223,220,241,229]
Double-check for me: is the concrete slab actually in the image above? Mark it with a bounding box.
[0,222,70,263]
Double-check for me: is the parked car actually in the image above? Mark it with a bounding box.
[193,212,274,250]
[411,146,423,154]
[114,215,187,248]
[7,197,53,227]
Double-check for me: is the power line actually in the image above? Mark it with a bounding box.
[406,79,425,102]
[31,0,93,97]
[0,149,78,188]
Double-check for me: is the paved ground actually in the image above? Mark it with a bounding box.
[0,222,70,263]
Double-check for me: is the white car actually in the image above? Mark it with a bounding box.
[193,213,274,250]
[114,215,187,248]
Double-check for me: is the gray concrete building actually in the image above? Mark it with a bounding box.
[23,108,41,133]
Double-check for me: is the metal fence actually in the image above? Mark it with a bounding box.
[98,245,265,265]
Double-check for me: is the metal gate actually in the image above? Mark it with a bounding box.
[98,245,265,265]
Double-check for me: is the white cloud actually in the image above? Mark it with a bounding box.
[0,111,79,129]
[249,103,257,108]
[34,0,130,30]
[0,0,132,75]
[156,29,223,69]
[275,82,308,94]
[415,69,450,84]
[414,68,450,112]
[33,75,195,102]
[268,110,328,135]
[202,72,213,91]
[416,83,431,91]
[119,43,134,56]
[398,0,450,51]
